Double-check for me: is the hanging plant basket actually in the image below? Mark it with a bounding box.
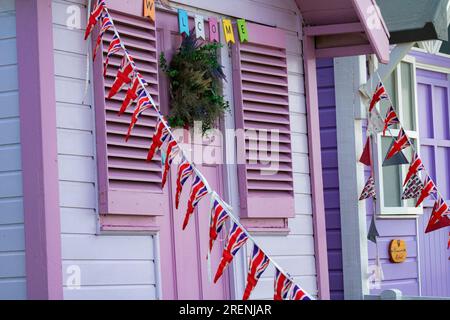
[160,33,229,134]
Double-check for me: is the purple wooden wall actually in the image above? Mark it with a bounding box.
[317,58,344,300]
[319,54,450,299]
[416,68,450,297]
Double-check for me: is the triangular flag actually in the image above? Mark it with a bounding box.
[92,13,113,61]
[367,107,385,137]
[403,152,424,186]
[242,245,270,300]
[359,175,376,201]
[367,216,380,243]
[401,174,423,200]
[146,117,170,161]
[385,128,411,160]
[425,197,450,233]
[359,137,372,166]
[416,175,437,207]
[84,0,106,40]
[382,139,409,167]
[108,55,135,99]
[209,199,229,252]
[119,73,146,116]
[214,222,249,283]
[125,89,152,141]
[274,269,293,300]
[369,82,389,112]
[175,157,194,209]
[291,284,312,300]
[383,106,400,136]
[161,137,179,188]
[103,34,122,77]
[182,174,209,230]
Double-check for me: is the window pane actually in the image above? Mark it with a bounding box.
[401,62,415,131]
[382,137,401,207]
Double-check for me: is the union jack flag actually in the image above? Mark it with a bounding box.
[104,34,122,77]
[175,157,194,209]
[274,269,293,300]
[401,174,423,200]
[243,245,270,300]
[209,200,229,252]
[383,106,400,136]
[403,153,424,186]
[359,175,376,201]
[147,117,170,161]
[182,174,209,230]
[107,55,135,99]
[119,73,146,116]
[161,137,179,188]
[425,197,450,233]
[386,128,411,160]
[416,175,437,207]
[125,89,152,141]
[84,0,106,40]
[369,82,389,112]
[291,284,312,300]
[92,13,113,61]
[214,222,249,283]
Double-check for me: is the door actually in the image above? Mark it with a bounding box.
[156,9,230,300]
[416,68,450,297]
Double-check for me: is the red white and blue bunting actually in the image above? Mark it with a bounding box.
[85,0,314,300]
[361,80,450,241]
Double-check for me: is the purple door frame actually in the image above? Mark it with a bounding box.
[304,35,331,300]
[15,0,63,299]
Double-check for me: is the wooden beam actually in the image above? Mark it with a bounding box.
[315,44,373,59]
[304,22,364,36]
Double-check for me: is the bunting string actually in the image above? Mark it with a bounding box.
[86,0,313,300]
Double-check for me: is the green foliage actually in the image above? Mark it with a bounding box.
[160,33,229,134]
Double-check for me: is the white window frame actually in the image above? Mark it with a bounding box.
[373,56,424,217]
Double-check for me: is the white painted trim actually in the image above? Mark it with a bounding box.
[373,57,424,217]
[154,233,163,300]
[416,62,450,74]
[334,56,370,300]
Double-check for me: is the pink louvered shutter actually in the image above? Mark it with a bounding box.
[92,9,164,230]
[232,23,294,219]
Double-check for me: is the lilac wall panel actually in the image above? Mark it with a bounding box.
[317,58,343,300]
[416,68,450,297]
